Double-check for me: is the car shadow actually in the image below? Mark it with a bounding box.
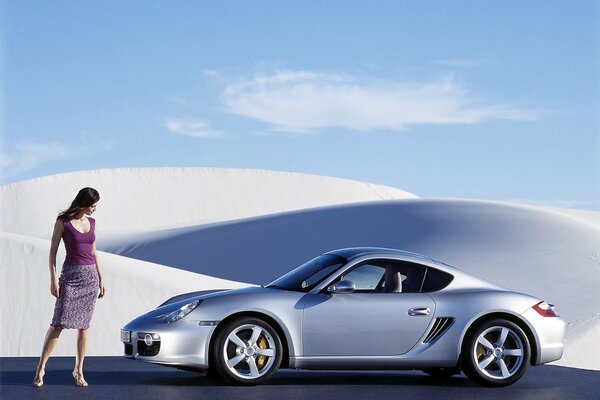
[267,370,473,387]
[2,368,474,388]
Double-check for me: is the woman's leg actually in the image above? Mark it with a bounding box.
[33,326,63,384]
[73,329,89,386]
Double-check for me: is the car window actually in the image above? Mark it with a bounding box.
[329,259,454,294]
[335,260,428,294]
[382,261,426,293]
[266,254,347,292]
[420,267,454,292]
[341,264,385,291]
[301,263,343,290]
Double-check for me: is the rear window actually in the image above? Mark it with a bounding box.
[421,267,454,292]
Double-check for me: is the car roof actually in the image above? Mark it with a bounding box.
[324,247,434,263]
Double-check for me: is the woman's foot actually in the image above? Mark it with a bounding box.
[32,369,45,387]
[72,370,88,387]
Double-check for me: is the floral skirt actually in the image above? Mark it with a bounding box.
[51,264,99,329]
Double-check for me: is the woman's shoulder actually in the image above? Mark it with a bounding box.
[53,218,65,235]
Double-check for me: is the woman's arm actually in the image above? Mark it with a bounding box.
[49,219,63,297]
[93,241,106,299]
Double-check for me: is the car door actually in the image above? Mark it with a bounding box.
[301,261,435,357]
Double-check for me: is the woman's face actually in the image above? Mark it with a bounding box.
[84,202,98,216]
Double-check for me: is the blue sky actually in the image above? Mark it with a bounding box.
[1,1,599,209]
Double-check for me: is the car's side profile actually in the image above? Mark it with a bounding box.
[121,247,566,387]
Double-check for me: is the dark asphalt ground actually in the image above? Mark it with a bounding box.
[1,357,599,400]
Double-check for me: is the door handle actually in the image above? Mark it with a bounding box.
[408,307,431,316]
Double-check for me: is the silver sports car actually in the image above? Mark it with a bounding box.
[120,247,566,387]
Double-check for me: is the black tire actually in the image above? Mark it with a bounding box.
[212,317,283,385]
[201,367,218,379]
[461,319,530,387]
[421,366,461,378]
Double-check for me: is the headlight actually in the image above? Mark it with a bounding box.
[163,299,201,323]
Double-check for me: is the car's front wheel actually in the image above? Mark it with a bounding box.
[212,317,282,385]
[461,319,530,387]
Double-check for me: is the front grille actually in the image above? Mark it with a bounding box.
[423,317,455,343]
[138,340,161,357]
[124,343,133,356]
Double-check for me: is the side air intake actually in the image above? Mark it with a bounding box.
[423,317,455,344]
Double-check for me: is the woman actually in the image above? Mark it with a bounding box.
[33,187,106,387]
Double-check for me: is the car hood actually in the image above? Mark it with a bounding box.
[126,286,303,326]
[158,289,230,307]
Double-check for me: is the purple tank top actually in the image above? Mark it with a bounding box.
[62,217,96,265]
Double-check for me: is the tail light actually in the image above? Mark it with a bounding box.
[533,301,559,317]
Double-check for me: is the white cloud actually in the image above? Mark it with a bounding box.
[164,118,223,138]
[221,70,535,132]
[0,140,68,172]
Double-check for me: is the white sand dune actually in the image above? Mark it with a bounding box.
[102,199,600,324]
[548,207,600,230]
[0,232,249,356]
[1,168,598,371]
[0,168,415,239]
[554,315,600,370]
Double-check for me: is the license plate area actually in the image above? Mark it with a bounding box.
[121,330,131,343]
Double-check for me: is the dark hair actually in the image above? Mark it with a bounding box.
[57,187,100,221]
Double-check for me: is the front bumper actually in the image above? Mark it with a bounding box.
[121,318,218,369]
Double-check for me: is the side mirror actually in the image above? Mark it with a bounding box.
[327,280,356,294]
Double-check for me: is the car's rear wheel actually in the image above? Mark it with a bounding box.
[461,319,530,387]
[212,317,282,385]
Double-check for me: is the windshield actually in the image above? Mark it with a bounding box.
[266,254,347,292]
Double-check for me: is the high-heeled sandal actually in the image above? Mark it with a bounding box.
[72,371,88,387]
[32,371,45,387]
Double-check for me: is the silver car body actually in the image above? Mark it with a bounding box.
[121,248,565,375]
